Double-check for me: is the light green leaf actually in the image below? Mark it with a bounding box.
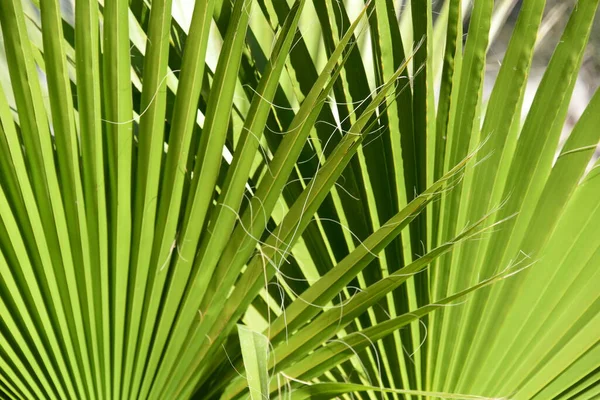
[238,325,271,400]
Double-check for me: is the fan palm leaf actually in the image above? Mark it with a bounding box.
[0,0,598,399]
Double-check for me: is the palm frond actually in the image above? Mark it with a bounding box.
[0,0,598,399]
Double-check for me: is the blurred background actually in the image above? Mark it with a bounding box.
[472,0,600,135]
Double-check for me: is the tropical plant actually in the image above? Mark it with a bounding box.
[0,0,599,399]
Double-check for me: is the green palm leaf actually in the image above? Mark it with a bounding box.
[0,0,598,399]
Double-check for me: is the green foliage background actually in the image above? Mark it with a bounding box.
[0,0,598,399]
